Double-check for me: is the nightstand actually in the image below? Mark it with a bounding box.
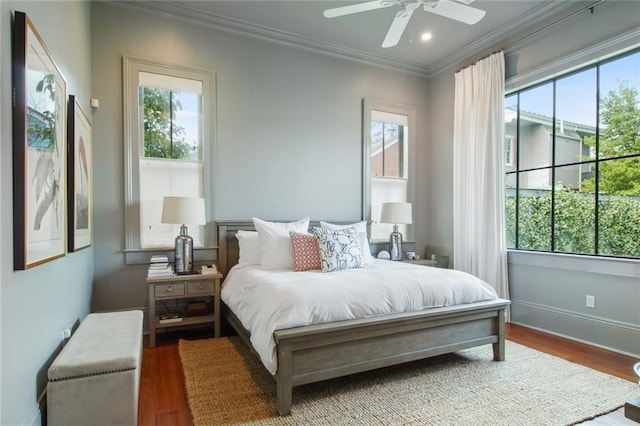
[401,259,437,267]
[147,272,222,348]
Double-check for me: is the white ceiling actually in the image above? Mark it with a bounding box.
[126,0,597,77]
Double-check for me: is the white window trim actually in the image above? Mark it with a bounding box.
[123,56,216,254]
[362,98,416,242]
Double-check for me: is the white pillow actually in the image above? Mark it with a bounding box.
[235,230,261,266]
[320,221,374,264]
[252,217,310,269]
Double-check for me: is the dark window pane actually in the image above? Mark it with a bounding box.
[598,51,640,159]
[371,121,404,178]
[517,171,552,251]
[519,83,553,170]
[598,192,640,258]
[598,156,640,195]
[505,94,518,171]
[173,91,202,161]
[554,165,595,254]
[505,184,516,248]
[142,88,201,161]
[555,68,597,166]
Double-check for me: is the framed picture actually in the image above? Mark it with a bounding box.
[67,96,92,251]
[12,11,67,269]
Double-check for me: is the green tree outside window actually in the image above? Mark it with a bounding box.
[142,87,193,160]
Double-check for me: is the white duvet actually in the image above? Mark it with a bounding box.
[221,260,498,374]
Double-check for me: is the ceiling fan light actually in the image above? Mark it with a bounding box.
[421,32,432,41]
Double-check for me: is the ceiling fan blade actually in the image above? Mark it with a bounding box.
[323,1,390,18]
[424,0,485,25]
[382,7,415,48]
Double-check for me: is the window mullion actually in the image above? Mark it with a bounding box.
[515,93,520,250]
[169,91,174,159]
[550,81,556,252]
[594,64,600,255]
[382,123,386,176]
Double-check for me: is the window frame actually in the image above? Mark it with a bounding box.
[123,56,216,256]
[505,48,640,259]
[362,98,416,242]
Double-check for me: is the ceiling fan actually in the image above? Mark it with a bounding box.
[323,0,486,48]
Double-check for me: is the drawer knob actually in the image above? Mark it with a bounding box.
[199,283,204,289]
[167,286,172,292]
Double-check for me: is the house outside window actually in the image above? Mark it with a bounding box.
[504,135,514,167]
[505,49,640,258]
[123,57,215,253]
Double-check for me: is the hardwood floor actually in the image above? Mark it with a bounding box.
[137,324,639,425]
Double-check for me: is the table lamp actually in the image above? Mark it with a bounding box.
[380,202,412,261]
[161,196,206,274]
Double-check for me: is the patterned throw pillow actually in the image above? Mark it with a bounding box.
[289,232,321,272]
[311,226,364,273]
[320,221,374,265]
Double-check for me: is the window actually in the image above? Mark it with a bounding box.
[363,99,415,242]
[124,57,215,252]
[506,49,640,258]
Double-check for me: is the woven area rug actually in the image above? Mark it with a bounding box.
[178,337,638,425]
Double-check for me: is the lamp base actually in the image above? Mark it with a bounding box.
[389,225,403,261]
[174,225,194,273]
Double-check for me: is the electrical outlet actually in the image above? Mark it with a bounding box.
[586,295,595,308]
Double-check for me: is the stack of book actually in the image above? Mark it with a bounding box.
[148,255,173,278]
[158,313,182,324]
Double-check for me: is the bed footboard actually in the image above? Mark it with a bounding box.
[273,299,509,415]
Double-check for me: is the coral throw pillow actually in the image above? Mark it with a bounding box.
[289,232,321,272]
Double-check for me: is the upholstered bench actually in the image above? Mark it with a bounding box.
[47,310,143,426]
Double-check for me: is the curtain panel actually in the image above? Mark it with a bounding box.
[453,51,509,302]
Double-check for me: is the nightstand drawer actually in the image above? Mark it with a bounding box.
[187,281,214,295]
[154,283,185,297]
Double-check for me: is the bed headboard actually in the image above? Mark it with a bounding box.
[216,221,255,278]
[216,220,359,278]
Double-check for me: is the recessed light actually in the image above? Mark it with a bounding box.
[421,32,432,42]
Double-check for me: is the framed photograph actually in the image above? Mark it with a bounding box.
[12,11,67,269]
[67,96,92,251]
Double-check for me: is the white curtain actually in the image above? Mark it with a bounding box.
[453,51,509,302]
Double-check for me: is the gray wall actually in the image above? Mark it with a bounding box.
[427,1,640,357]
[1,1,638,423]
[90,3,430,314]
[0,2,93,425]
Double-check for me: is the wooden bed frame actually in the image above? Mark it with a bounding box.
[217,221,510,415]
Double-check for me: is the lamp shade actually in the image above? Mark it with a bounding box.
[161,197,206,225]
[380,202,412,225]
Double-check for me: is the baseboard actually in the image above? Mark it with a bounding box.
[511,299,640,358]
[23,389,46,426]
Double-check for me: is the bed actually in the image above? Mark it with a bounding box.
[217,221,510,415]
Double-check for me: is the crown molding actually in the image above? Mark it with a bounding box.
[116,0,591,79]
[506,26,640,92]
[116,1,431,78]
[427,0,589,76]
